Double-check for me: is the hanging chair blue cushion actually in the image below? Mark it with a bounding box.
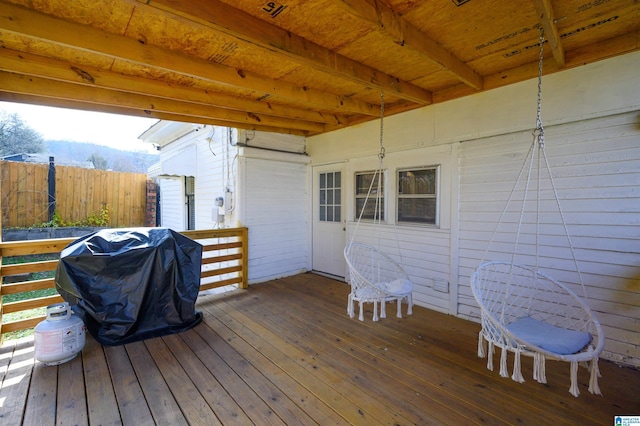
[383,278,413,296]
[506,316,592,355]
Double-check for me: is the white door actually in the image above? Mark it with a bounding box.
[312,164,346,278]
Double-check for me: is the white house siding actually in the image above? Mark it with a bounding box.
[238,149,309,283]
[457,111,640,367]
[307,51,640,367]
[193,127,231,230]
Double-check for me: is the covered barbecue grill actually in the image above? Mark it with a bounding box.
[56,227,203,345]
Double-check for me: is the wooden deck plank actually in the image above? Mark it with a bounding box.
[0,339,35,424]
[201,293,417,425]
[191,315,315,425]
[104,345,156,425]
[276,274,640,424]
[56,355,88,425]
[219,280,505,425]
[22,362,57,426]
[192,310,349,425]
[82,336,121,426]
[124,340,186,426]
[189,316,347,426]
[0,338,14,383]
[179,327,285,425]
[314,277,636,421]
[263,276,574,423]
[161,332,253,425]
[143,337,221,425]
[244,281,515,423]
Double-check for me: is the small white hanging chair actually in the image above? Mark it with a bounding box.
[345,242,413,321]
[471,29,604,397]
[344,92,413,322]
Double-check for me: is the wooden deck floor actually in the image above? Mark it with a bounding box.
[1,273,639,425]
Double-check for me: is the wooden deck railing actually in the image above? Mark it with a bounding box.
[0,227,248,338]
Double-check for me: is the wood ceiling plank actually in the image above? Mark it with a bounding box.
[0,71,326,133]
[434,29,640,104]
[0,1,377,117]
[532,0,565,66]
[137,0,433,105]
[332,0,484,90]
[0,92,310,136]
[0,48,345,126]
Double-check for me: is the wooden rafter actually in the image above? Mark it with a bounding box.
[0,1,377,117]
[333,0,484,90]
[532,0,565,66]
[0,92,311,135]
[0,48,345,126]
[0,72,326,133]
[139,0,433,105]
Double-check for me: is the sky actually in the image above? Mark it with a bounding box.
[0,101,160,153]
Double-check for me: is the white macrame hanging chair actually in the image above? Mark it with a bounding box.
[344,93,413,322]
[471,29,604,397]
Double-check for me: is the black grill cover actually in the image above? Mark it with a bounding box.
[56,227,203,346]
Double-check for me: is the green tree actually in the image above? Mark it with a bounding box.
[88,153,109,170]
[0,111,45,156]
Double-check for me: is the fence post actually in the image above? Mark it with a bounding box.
[48,156,56,222]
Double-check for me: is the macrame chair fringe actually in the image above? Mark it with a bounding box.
[478,332,486,358]
[570,361,580,397]
[589,357,602,395]
[533,352,547,384]
[512,348,525,383]
[487,341,495,371]
[500,346,509,378]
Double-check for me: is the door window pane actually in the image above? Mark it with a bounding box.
[318,171,341,222]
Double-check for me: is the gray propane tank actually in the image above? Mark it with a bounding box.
[34,302,86,366]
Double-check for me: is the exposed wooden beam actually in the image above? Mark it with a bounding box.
[0,92,311,136]
[0,1,377,117]
[138,0,432,105]
[0,48,345,126]
[333,0,484,90]
[532,0,565,67]
[0,71,326,133]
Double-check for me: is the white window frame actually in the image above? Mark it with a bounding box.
[396,165,439,226]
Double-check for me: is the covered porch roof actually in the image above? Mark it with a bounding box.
[0,0,638,136]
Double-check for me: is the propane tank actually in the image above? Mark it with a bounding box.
[34,302,86,366]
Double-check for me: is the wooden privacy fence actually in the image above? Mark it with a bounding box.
[0,227,248,338]
[1,160,148,228]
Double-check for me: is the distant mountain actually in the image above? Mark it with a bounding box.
[46,140,159,173]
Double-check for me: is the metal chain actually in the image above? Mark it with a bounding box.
[379,91,385,161]
[534,27,545,148]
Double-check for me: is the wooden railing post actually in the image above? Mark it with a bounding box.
[241,227,248,289]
